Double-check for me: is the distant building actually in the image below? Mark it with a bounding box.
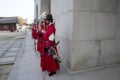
[0,17,18,32]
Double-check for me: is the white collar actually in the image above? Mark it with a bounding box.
[49,22,53,26]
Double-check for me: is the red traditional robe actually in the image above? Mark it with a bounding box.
[37,25,44,53]
[42,23,60,72]
[36,24,47,71]
[32,24,38,39]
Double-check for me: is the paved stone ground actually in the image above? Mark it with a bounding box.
[0,31,25,80]
[0,65,13,80]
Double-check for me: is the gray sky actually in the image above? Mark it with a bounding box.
[0,0,34,21]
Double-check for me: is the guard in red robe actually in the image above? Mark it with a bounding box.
[37,24,43,52]
[42,14,60,76]
[37,20,48,72]
[32,21,38,39]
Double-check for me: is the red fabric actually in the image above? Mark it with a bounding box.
[34,25,38,39]
[42,23,60,72]
[32,24,38,39]
[37,25,44,53]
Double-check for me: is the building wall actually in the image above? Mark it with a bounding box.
[34,0,50,21]
[40,0,50,14]
[34,0,41,21]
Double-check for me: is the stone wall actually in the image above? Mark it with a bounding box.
[72,0,120,71]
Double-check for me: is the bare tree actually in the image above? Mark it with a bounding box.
[18,16,25,25]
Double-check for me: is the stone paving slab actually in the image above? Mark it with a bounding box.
[0,50,6,56]
[18,71,43,80]
[0,49,6,51]
[7,68,19,80]
[11,45,21,48]
[14,41,23,45]
[4,52,17,57]
[8,48,19,52]
[0,46,9,49]
[1,42,14,48]
[0,57,16,64]
[0,65,13,80]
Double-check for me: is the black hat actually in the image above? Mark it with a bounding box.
[46,14,53,22]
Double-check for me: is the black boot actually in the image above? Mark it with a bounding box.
[49,71,56,76]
